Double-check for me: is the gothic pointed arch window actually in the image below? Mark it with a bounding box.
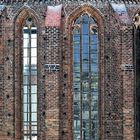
[72,14,99,139]
[22,17,38,140]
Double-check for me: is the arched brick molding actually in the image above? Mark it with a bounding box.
[13,8,40,140]
[64,4,105,140]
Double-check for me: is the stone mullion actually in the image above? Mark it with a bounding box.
[121,27,134,140]
[45,27,60,140]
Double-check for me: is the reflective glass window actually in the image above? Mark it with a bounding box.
[73,14,99,140]
[23,18,37,140]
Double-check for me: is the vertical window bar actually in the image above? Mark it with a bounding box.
[80,15,83,140]
[90,28,98,139]
[28,42,30,139]
[73,27,81,139]
[82,14,90,140]
[88,16,92,140]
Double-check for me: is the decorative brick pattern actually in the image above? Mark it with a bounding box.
[103,5,123,139]
[122,26,134,140]
[44,27,61,140]
[0,1,138,140]
[1,0,140,5]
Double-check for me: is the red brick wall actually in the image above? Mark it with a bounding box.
[0,1,138,140]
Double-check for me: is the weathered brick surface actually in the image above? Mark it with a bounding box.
[44,27,61,139]
[121,26,134,140]
[0,11,4,135]
[0,1,138,140]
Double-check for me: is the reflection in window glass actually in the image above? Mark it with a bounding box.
[73,14,99,140]
[23,19,37,140]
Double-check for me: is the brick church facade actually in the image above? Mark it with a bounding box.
[0,0,139,140]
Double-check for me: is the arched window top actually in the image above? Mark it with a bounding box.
[90,16,96,24]
[73,27,80,34]
[74,14,97,25]
[82,14,89,22]
[75,16,81,24]
[67,5,104,34]
[73,14,98,36]
[23,17,37,28]
[14,6,40,27]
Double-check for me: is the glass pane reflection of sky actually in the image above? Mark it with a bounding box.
[73,14,99,140]
[23,25,38,140]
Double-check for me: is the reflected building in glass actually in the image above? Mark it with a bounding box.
[72,14,98,140]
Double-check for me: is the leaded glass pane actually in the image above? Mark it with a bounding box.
[90,17,96,24]
[23,57,29,66]
[31,48,37,57]
[23,86,28,93]
[31,39,37,47]
[31,85,37,93]
[31,75,37,84]
[31,57,37,65]
[31,136,37,140]
[31,113,37,122]
[31,104,37,112]
[24,38,29,48]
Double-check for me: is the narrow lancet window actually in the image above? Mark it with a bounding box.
[73,14,99,140]
[23,17,38,140]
